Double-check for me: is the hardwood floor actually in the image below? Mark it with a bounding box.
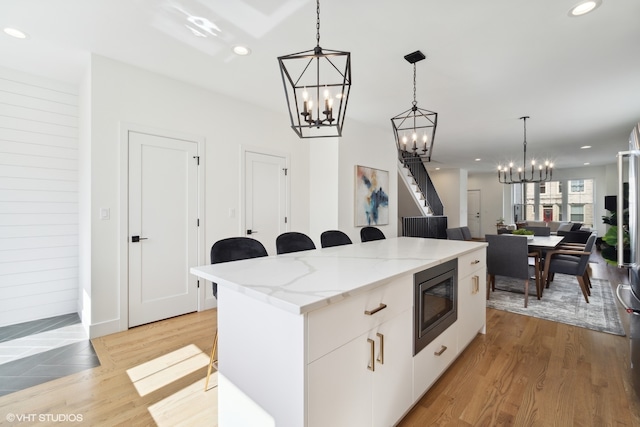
[0,251,638,426]
[399,252,640,426]
[0,311,218,426]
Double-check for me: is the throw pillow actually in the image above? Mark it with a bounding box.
[557,223,573,232]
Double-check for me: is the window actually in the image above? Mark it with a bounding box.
[570,179,584,192]
[512,178,594,227]
[571,204,585,222]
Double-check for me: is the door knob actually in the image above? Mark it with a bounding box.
[131,236,148,242]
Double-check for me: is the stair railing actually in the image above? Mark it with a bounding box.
[399,150,444,216]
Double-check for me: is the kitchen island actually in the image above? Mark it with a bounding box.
[191,236,487,426]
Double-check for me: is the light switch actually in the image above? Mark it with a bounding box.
[100,208,110,220]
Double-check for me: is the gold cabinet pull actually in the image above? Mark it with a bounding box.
[434,345,448,356]
[367,338,375,371]
[364,303,387,316]
[472,275,479,294]
[376,333,384,365]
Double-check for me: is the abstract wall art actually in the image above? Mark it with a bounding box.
[355,165,389,226]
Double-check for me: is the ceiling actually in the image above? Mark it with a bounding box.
[2,0,639,173]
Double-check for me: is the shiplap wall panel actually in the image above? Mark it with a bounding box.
[0,66,79,327]
[0,128,77,148]
[0,177,77,192]
[1,165,77,181]
[0,140,78,159]
[0,224,77,238]
[1,247,79,263]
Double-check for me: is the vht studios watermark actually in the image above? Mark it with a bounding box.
[5,413,84,423]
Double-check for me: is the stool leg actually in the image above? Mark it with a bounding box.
[204,329,218,391]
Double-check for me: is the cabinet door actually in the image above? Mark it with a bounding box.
[372,310,413,427]
[308,332,373,427]
[457,269,486,350]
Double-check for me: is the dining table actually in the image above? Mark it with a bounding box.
[526,235,565,250]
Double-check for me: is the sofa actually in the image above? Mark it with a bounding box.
[519,220,584,234]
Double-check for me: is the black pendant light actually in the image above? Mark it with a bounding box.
[278,0,352,138]
[498,116,554,184]
[391,51,437,162]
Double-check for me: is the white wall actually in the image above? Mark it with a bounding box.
[430,168,467,228]
[469,163,617,238]
[337,120,398,244]
[83,54,397,337]
[0,66,80,327]
[84,55,311,337]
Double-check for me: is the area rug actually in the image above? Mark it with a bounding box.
[486,271,625,336]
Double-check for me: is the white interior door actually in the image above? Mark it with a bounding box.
[128,131,199,327]
[467,190,481,238]
[244,151,288,254]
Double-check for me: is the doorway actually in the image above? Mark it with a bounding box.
[127,130,200,327]
[243,150,289,254]
[467,190,481,238]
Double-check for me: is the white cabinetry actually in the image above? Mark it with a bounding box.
[457,248,487,350]
[307,277,413,427]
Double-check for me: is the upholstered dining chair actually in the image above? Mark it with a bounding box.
[276,232,316,254]
[446,227,465,241]
[360,226,385,242]
[205,237,268,391]
[460,226,473,241]
[522,226,551,236]
[485,234,542,308]
[543,234,596,303]
[558,230,592,245]
[320,230,352,248]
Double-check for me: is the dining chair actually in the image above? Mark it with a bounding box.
[446,227,465,241]
[486,234,541,308]
[206,237,268,391]
[559,230,592,245]
[460,226,473,241]
[542,234,596,303]
[360,226,385,242]
[523,226,551,236]
[320,230,352,248]
[276,232,316,254]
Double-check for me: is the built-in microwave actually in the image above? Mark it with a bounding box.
[413,258,458,356]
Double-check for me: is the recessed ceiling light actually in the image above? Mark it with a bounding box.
[584,162,591,165]
[475,158,481,162]
[435,167,440,171]
[233,45,251,56]
[3,27,28,39]
[581,145,591,149]
[568,0,602,17]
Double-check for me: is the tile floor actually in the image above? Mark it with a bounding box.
[0,313,100,397]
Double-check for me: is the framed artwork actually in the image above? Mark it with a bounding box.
[355,165,389,226]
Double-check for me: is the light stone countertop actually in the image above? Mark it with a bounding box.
[190,236,486,315]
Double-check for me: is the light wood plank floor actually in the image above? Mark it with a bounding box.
[0,253,638,426]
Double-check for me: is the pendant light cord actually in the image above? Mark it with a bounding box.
[316,0,321,47]
[412,63,417,107]
[521,116,528,168]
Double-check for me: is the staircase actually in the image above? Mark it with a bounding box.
[398,150,446,238]
[398,151,443,216]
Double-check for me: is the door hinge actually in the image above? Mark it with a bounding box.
[197,218,200,226]
[197,280,200,289]
[283,168,288,176]
[193,155,200,165]
[285,216,288,224]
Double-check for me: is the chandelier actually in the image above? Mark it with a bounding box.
[277,0,352,138]
[498,116,553,184]
[391,50,437,162]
